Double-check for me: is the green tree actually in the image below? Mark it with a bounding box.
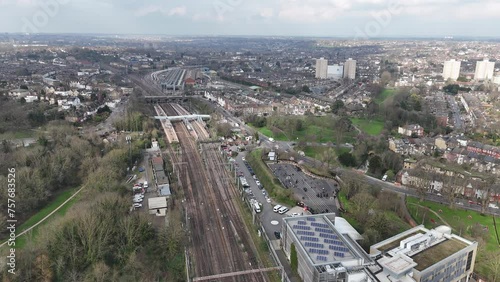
[368,155,383,175]
[331,100,345,115]
[290,243,298,274]
[338,152,357,167]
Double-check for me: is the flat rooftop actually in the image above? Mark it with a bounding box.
[411,238,468,271]
[376,231,424,253]
[285,214,359,265]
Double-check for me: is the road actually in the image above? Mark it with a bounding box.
[234,151,288,241]
[447,95,464,130]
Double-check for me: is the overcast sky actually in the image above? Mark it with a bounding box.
[0,0,499,37]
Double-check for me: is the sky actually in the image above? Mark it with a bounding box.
[0,0,499,38]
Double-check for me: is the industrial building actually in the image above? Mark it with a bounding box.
[442,59,461,81]
[474,59,495,81]
[316,58,329,79]
[343,58,357,79]
[281,214,477,282]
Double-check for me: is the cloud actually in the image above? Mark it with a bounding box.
[135,4,187,17]
[167,6,186,16]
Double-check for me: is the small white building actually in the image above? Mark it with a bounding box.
[148,197,168,216]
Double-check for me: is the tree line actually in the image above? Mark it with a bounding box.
[1,117,185,281]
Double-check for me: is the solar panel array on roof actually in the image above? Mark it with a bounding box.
[307,217,316,221]
[305,242,324,249]
[300,236,319,242]
[297,220,307,225]
[317,256,328,262]
[324,239,336,245]
[319,233,338,239]
[297,230,315,236]
[315,227,333,234]
[329,245,349,253]
[332,240,343,246]
[311,222,329,228]
[310,248,329,255]
[293,225,311,231]
[334,252,345,258]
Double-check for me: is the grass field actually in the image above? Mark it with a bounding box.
[0,130,35,140]
[406,197,499,277]
[251,121,356,144]
[375,89,395,104]
[351,118,385,136]
[1,188,81,249]
[303,146,350,161]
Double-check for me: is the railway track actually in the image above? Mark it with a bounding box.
[160,104,266,282]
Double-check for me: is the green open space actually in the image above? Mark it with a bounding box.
[0,130,35,140]
[304,146,349,158]
[251,118,356,144]
[1,188,81,250]
[375,89,395,104]
[351,118,385,136]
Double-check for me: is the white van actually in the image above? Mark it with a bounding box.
[273,205,282,212]
[254,202,261,213]
[382,175,388,181]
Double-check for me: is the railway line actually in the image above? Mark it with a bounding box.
[160,103,267,282]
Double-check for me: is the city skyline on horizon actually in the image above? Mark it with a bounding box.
[0,0,499,38]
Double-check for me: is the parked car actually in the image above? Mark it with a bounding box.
[278,207,289,214]
[255,180,261,187]
[133,198,143,203]
[273,205,282,212]
[133,203,142,208]
[242,156,246,161]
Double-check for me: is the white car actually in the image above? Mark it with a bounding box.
[273,205,282,212]
[242,156,246,161]
[133,203,142,208]
[278,207,289,214]
[266,198,271,203]
[291,213,300,217]
[133,198,143,203]
[133,195,144,200]
[255,180,261,187]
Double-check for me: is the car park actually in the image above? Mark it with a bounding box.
[273,205,282,212]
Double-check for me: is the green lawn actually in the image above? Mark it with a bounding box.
[406,197,499,278]
[375,89,395,104]
[1,188,81,249]
[0,130,35,140]
[252,122,356,144]
[302,146,349,163]
[351,118,385,136]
